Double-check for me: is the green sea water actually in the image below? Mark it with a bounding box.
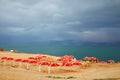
[0,45,120,62]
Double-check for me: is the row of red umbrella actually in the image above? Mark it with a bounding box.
[0,55,115,73]
[1,56,47,68]
[83,56,98,62]
[57,55,82,67]
[0,55,82,74]
[99,60,115,65]
[57,55,74,62]
[1,56,82,67]
[83,56,115,64]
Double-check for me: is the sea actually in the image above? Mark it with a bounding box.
[0,45,120,62]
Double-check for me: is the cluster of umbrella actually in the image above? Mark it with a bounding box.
[83,56,99,62]
[57,55,82,67]
[0,55,115,73]
[1,56,47,69]
[0,55,83,74]
[99,60,115,65]
[83,56,115,65]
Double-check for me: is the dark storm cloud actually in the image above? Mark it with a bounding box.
[0,0,120,44]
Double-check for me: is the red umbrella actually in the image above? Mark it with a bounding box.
[38,61,50,72]
[36,55,47,59]
[29,56,45,63]
[62,62,73,71]
[29,60,37,64]
[57,55,74,62]
[99,61,107,65]
[68,55,74,61]
[62,61,68,66]
[48,63,60,74]
[15,59,22,62]
[28,57,35,60]
[29,60,37,65]
[7,57,14,61]
[64,62,73,67]
[62,55,73,62]
[15,59,22,68]
[24,60,37,70]
[50,63,59,67]
[91,57,98,63]
[1,57,8,65]
[108,60,115,64]
[22,59,29,69]
[35,55,47,62]
[83,56,90,61]
[57,58,63,61]
[41,55,47,58]
[91,57,94,60]
[34,57,40,62]
[22,59,29,63]
[39,61,50,66]
[7,57,15,66]
[73,60,82,66]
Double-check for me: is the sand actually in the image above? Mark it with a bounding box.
[0,51,120,80]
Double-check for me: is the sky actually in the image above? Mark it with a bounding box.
[0,0,120,45]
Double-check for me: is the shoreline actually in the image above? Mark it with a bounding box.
[0,51,120,80]
[1,45,120,62]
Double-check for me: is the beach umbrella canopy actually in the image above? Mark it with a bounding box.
[7,57,14,61]
[22,59,29,69]
[39,61,50,66]
[91,57,97,62]
[65,62,73,67]
[41,55,47,58]
[1,56,8,65]
[91,57,95,60]
[62,62,74,71]
[29,60,37,64]
[35,55,47,61]
[28,60,38,69]
[63,55,73,61]
[7,57,15,66]
[48,63,60,74]
[73,60,82,66]
[15,59,22,62]
[28,57,35,60]
[35,56,42,60]
[108,60,115,63]
[15,59,23,68]
[62,61,68,66]
[57,58,63,61]
[50,63,60,67]
[57,55,74,62]
[38,61,50,72]
[1,56,7,60]
[35,57,42,62]
[22,59,29,63]
[100,61,107,65]
[62,62,73,67]
[83,56,90,61]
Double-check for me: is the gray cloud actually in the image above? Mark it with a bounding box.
[0,0,120,44]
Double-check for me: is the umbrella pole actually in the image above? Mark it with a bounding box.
[26,63,29,69]
[12,61,15,66]
[19,62,22,68]
[48,66,51,74]
[3,60,6,66]
[38,65,41,72]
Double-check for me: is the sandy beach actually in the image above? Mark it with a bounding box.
[0,51,120,80]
